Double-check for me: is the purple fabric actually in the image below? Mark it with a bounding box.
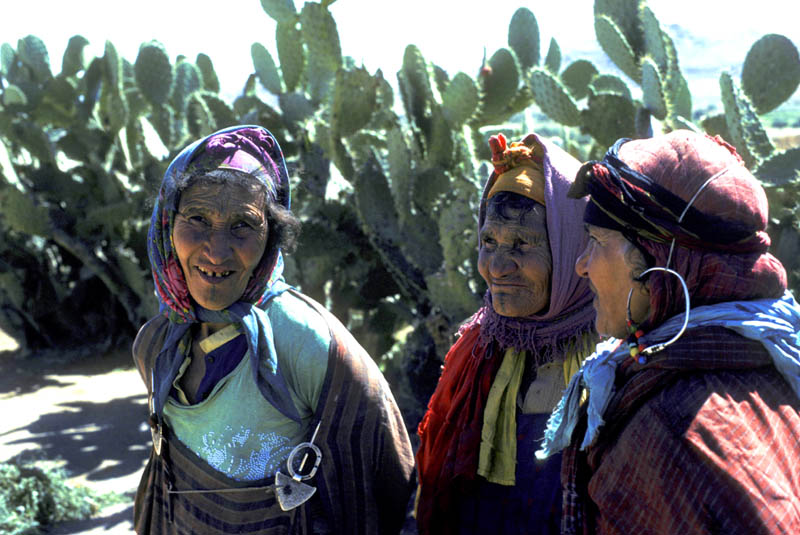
[195,334,247,402]
[472,134,595,362]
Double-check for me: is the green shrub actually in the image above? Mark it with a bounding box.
[0,460,122,534]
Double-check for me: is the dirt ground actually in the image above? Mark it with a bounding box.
[0,330,147,534]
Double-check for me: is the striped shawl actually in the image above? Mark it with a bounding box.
[561,326,800,534]
[132,290,415,535]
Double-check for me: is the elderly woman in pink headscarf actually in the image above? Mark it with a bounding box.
[133,126,414,535]
[416,133,597,535]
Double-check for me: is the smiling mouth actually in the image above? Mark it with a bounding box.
[196,266,233,279]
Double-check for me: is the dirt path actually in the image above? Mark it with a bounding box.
[0,336,149,534]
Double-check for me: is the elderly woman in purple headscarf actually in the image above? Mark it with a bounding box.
[132,126,414,535]
[416,133,597,535]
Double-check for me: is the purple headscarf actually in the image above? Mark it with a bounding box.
[471,134,596,365]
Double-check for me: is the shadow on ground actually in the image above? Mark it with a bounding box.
[0,344,134,397]
[2,393,149,482]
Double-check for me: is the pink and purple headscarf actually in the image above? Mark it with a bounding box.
[470,133,596,365]
[146,125,299,423]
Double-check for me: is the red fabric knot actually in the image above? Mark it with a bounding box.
[705,134,745,166]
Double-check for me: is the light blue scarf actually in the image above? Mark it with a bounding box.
[536,290,800,459]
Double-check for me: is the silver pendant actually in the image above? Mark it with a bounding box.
[275,423,323,511]
[151,423,164,456]
[275,471,317,511]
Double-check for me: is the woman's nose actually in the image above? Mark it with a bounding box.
[204,229,231,263]
[490,250,517,278]
[575,247,589,278]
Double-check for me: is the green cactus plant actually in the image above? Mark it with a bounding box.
[741,34,800,115]
[508,8,539,71]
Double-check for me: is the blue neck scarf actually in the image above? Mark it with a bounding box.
[537,291,800,459]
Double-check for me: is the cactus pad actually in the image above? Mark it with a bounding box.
[719,71,774,168]
[581,92,636,148]
[61,35,89,77]
[742,34,800,115]
[196,53,220,93]
[17,35,51,82]
[443,72,479,126]
[300,3,342,103]
[561,59,598,100]
[753,147,800,187]
[134,42,173,106]
[277,22,304,93]
[589,73,631,100]
[252,42,283,94]
[508,8,540,70]
[595,15,640,83]
[332,67,377,137]
[259,0,297,23]
[641,57,667,120]
[528,67,580,126]
[481,48,520,120]
[544,38,562,74]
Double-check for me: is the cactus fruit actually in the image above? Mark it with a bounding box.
[561,59,599,100]
[508,8,540,71]
[528,67,580,126]
[480,48,520,121]
[252,42,283,94]
[741,34,800,115]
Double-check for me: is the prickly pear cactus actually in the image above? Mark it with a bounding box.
[528,67,580,126]
[134,41,173,106]
[508,8,539,71]
[595,14,640,83]
[719,71,775,167]
[561,59,599,100]
[741,34,800,115]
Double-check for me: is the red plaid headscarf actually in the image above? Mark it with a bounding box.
[570,130,787,327]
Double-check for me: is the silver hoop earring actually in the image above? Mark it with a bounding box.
[626,267,690,361]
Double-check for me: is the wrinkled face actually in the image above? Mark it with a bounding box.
[172,180,268,311]
[575,225,650,338]
[478,201,552,317]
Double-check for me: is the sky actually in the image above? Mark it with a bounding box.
[1,1,798,100]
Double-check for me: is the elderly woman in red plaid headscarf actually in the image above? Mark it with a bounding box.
[538,130,800,534]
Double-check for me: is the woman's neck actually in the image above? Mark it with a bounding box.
[196,322,230,339]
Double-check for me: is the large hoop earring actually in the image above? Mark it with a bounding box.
[626,267,690,359]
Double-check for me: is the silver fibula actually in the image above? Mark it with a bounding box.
[275,422,323,511]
